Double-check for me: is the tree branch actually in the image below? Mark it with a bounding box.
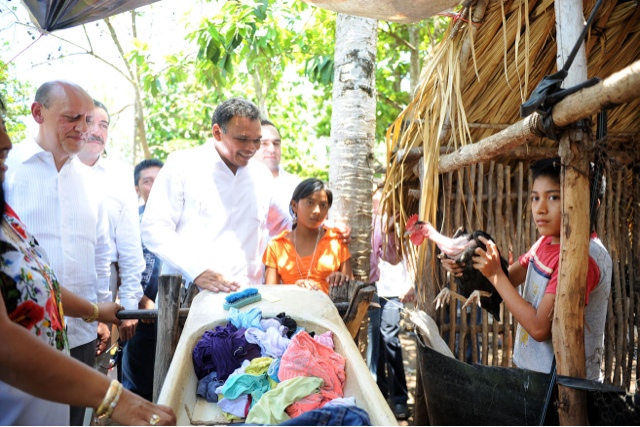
[380,24,417,52]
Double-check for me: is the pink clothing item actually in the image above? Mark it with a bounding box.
[370,214,401,283]
[314,331,334,348]
[278,331,346,416]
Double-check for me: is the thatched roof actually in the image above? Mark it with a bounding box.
[384,0,640,245]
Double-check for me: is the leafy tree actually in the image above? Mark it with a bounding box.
[0,57,32,142]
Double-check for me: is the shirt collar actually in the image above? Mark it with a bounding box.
[15,136,48,164]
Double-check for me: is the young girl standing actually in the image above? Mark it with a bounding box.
[263,178,352,294]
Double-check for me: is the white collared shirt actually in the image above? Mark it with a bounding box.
[141,142,289,285]
[266,167,301,238]
[5,138,112,348]
[88,156,144,310]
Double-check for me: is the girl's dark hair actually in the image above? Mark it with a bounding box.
[530,157,561,184]
[289,178,333,229]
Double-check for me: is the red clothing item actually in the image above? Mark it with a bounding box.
[518,234,601,304]
[262,228,351,294]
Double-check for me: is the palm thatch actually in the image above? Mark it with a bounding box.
[384,0,640,389]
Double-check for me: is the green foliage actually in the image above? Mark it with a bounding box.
[0,57,32,143]
[129,1,446,173]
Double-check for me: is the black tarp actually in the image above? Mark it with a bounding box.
[20,0,161,32]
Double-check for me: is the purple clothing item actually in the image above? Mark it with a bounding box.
[192,322,261,380]
[245,326,291,358]
[217,395,249,418]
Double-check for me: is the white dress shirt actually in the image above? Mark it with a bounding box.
[5,138,112,348]
[88,156,144,310]
[266,167,301,238]
[141,142,289,285]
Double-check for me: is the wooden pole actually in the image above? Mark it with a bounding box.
[153,274,182,403]
[552,1,589,424]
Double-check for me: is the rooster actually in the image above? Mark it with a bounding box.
[405,214,507,320]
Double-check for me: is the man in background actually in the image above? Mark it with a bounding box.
[121,159,164,401]
[255,119,301,238]
[78,100,144,344]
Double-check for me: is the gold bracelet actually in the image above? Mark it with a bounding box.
[102,382,123,419]
[83,303,99,323]
[96,380,119,417]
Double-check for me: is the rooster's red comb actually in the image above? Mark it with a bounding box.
[406,214,419,230]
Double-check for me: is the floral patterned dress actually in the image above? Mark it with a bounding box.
[0,204,70,425]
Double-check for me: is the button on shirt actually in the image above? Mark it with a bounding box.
[141,142,290,285]
[88,156,144,310]
[5,138,112,348]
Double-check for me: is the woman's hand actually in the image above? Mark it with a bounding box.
[472,236,504,283]
[294,279,320,291]
[97,302,123,325]
[440,257,463,277]
[110,388,176,425]
[326,272,349,288]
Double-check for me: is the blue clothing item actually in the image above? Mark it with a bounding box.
[267,358,281,383]
[122,322,156,401]
[367,295,408,405]
[139,205,162,300]
[228,307,263,330]
[221,372,271,408]
[279,405,371,426]
[196,371,223,403]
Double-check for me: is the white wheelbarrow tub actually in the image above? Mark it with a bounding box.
[157,285,397,426]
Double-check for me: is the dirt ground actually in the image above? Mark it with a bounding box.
[399,326,417,426]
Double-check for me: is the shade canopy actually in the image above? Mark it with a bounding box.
[20,0,161,31]
[299,0,459,23]
[21,0,458,32]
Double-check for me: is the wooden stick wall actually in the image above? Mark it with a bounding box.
[429,160,638,391]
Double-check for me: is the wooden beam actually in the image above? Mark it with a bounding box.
[435,59,640,173]
[553,1,589,424]
[153,274,182,403]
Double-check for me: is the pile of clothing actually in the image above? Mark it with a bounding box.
[192,307,371,425]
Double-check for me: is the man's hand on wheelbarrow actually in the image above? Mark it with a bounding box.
[194,269,240,293]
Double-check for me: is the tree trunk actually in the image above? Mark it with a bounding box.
[329,13,378,282]
[552,1,589,424]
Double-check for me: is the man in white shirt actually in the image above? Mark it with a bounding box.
[78,100,144,342]
[4,81,112,425]
[141,98,291,292]
[254,119,301,238]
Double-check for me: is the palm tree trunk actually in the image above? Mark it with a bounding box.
[329,14,378,282]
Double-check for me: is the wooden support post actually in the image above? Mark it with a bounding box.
[552,1,589,424]
[153,274,182,403]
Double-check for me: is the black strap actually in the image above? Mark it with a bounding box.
[520,0,604,140]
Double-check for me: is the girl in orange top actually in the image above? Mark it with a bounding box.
[263,178,352,294]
